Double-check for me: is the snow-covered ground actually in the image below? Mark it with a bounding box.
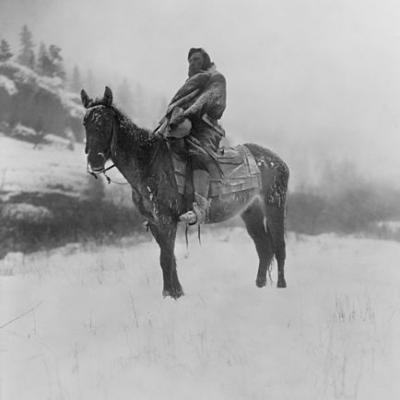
[1,134,399,399]
[0,135,86,200]
[0,134,131,205]
[1,229,399,400]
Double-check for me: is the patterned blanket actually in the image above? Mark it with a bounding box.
[171,145,261,198]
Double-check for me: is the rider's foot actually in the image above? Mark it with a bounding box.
[179,195,209,225]
[179,210,197,224]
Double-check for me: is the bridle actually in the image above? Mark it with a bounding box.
[84,101,165,186]
[86,161,116,184]
[85,105,118,184]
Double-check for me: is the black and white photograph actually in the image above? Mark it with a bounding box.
[1,0,399,398]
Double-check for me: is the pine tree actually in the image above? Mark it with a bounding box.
[18,25,35,69]
[70,65,82,93]
[36,42,51,75]
[0,39,13,62]
[48,44,66,81]
[36,42,66,82]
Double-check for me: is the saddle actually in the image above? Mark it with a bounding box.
[171,145,261,199]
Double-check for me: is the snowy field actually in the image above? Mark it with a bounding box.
[1,229,400,400]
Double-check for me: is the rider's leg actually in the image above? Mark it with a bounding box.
[179,125,221,224]
[168,137,187,159]
[192,169,211,223]
[179,167,210,224]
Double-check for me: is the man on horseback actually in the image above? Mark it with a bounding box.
[157,48,227,224]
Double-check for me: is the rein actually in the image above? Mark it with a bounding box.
[87,162,129,185]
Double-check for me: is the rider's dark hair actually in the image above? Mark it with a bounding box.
[187,48,212,70]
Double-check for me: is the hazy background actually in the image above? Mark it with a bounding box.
[2,4,400,398]
[2,0,400,187]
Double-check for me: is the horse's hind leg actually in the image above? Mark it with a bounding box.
[241,201,274,288]
[265,204,287,288]
[243,142,289,288]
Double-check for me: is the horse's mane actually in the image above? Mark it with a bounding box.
[102,103,167,173]
[110,105,155,147]
[85,96,163,169]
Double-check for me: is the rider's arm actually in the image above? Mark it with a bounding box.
[168,72,211,105]
[183,73,226,121]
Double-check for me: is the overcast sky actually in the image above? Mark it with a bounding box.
[1,0,400,185]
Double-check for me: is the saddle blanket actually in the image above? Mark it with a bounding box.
[172,145,261,198]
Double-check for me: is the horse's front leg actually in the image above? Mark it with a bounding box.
[149,220,183,299]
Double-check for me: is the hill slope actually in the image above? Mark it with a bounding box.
[0,61,84,141]
[0,134,140,257]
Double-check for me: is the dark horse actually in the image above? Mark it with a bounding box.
[81,87,289,298]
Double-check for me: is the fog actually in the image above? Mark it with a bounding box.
[2,5,400,396]
[1,0,400,187]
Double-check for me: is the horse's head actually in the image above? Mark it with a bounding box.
[81,86,116,173]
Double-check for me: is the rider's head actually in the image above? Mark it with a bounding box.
[187,48,212,77]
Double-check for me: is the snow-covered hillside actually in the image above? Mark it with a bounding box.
[1,230,399,400]
[0,134,130,204]
[0,61,84,140]
[0,134,140,258]
[0,135,85,199]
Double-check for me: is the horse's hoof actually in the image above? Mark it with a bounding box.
[163,287,184,299]
[277,279,287,288]
[256,278,266,288]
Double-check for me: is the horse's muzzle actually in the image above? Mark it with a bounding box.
[88,152,107,172]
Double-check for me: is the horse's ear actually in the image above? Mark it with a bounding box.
[104,86,113,106]
[81,89,91,108]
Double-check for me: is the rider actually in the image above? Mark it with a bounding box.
[161,48,227,224]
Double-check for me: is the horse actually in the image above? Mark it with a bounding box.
[81,86,289,299]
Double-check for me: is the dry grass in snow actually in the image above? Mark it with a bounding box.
[1,229,400,400]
